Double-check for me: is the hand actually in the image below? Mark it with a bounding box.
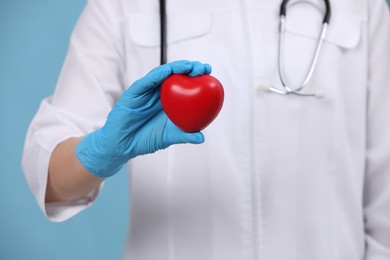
[75,60,212,178]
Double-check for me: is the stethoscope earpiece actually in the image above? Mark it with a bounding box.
[314,90,326,99]
[259,83,272,92]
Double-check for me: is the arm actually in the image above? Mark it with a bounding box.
[46,137,103,203]
[45,61,210,203]
[364,0,390,258]
[22,0,211,220]
[21,0,126,221]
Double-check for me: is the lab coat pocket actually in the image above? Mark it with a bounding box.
[128,11,212,47]
[284,11,362,49]
[286,4,364,49]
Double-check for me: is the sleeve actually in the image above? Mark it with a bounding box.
[364,0,390,258]
[21,0,126,222]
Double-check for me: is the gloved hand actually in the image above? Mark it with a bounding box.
[76,60,212,178]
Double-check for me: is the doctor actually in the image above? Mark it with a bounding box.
[22,0,390,259]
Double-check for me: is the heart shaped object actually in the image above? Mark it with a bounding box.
[161,74,224,133]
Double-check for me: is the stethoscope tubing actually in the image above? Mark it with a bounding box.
[159,0,167,65]
[280,0,331,24]
[276,0,331,98]
[159,0,331,98]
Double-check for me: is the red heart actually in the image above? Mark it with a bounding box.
[161,74,224,133]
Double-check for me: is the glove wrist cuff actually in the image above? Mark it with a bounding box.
[75,131,124,178]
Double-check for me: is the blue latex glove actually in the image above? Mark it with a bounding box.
[76,60,212,178]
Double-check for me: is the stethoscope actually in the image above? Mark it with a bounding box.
[159,0,331,99]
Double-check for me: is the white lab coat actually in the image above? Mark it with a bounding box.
[22,0,390,259]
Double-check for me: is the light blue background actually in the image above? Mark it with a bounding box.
[1,1,389,260]
[0,1,129,259]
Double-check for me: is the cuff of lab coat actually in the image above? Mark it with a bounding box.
[42,135,103,222]
[45,185,103,222]
[22,131,103,222]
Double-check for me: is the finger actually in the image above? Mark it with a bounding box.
[187,61,213,77]
[127,61,212,96]
[204,63,212,74]
[169,60,194,74]
[153,60,211,78]
[128,65,173,96]
[117,84,162,110]
[127,61,192,96]
[171,60,212,75]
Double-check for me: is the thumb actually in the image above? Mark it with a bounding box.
[164,120,205,145]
